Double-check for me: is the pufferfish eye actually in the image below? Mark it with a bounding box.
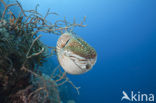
[56,32,97,75]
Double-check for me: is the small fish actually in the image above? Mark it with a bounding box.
[56,32,97,75]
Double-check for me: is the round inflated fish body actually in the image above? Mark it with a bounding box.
[56,32,97,75]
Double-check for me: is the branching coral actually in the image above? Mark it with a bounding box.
[0,0,85,102]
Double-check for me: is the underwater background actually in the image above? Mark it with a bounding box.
[1,0,156,103]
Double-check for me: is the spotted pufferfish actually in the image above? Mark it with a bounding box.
[56,32,97,75]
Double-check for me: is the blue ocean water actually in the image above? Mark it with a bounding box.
[20,0,156,103]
